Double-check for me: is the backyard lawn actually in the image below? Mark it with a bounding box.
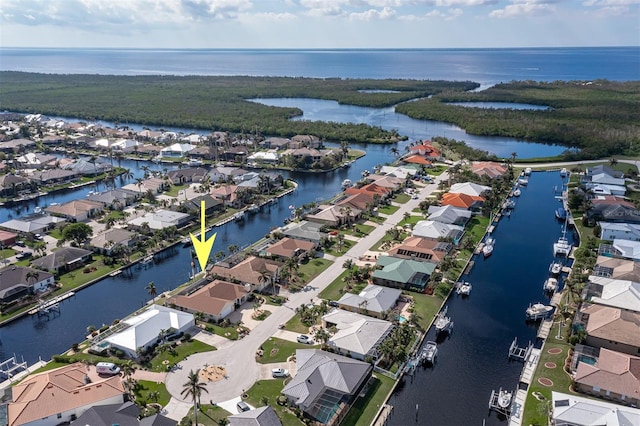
[342,374,396,426]
[133,380,172,406]
[257,337,318,364]
[183,405,232,426]
[410,290,448,331]
[165,183,189,197]
[244,379,304,426]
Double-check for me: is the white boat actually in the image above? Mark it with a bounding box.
[182,236,192,247]
[141,255,154,265]
[549,262,562,275]
[247,204,259,213]
[503,199,516,210]
[525,303,553,320]
[518,178,529,186]
[498,389,513,409]
[108,270,122,277]
[560,168,568,177]
[341,179,353,189]
[233,211,245,222]
[185,159,203,167]
[49,202,60,207]
[33,206,42,214]
[543,277,558,293]
[524,167,532,176]
[421,341,438,364]
[434,306,453,335]
[513,189,521,197]
[482,238,495,258]
[553,217,572,257]
[456,281,472,296]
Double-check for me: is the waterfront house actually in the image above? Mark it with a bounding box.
[336,284,402,318]
[0,215,65,236]
[168,279,249,323]
[427,205,472,226]
[305,204,362,228]
[322,309,394,361]
[551,391,640,426]
[282,349,372,425]
[280,221,327,245]
[365,174,405,192]
[85,189,140,209]
[104,305,194,359]
[0,174,30,196]
[210,185,242,208]
[449,182,492,197]
[412,220,464,243]
[610,239,640,261]
[6,362,125,426]
[403,154,432,166]
[183,195,223,217]
[127,210,191,231]
[291,134,322,148]
[470,161,507,179]
[136,144,163,157]
[31,247,92,274]
[440,192,485,212]
[123,177,169,194]
[344,184,393,202]
[220,146,249,162]
[228,405,282,426]
[593,256,640,282]
[372,256,436,291]
[247,151,280,165]
[337,192,376,213]
[0,265,54,303]
[0,138,35,152]
[261,137,291,150]
[287,147,324,163]
[15,153,57,169]
[379,165,417,180]
[386,237,452,263]
[573,347,640,406]
[599,222,640,242]
[63,159,112,176]
[586,165,624,179]
[90,228,139,255]
[586,182,627,197]
[210,256,282,293]
[584,276,640,312]
[73,401,176,426]
[409,141,441,161]
[45,199,104,222]
[167,168,209,185]
[265,237,316,261]
[160,143,196,158]
[210,166,249,184]
[578,303,640,356]
[588,204,640,225]
[29,168,80,185]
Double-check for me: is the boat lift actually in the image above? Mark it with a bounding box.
[488,388,513,417]
[508,337,532,362]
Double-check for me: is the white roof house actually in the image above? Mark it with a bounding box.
[128,209,191,230]
[111,139,140,151]
[613,239,640,261]
[337,285,402,317]
[105,305,194,358]
[160,143,196,157]
[322,309,394,360]
[427,205,472,225]
[588,276,640,312]
[379,165,417,179]
[591,172,626,187]
[599,222,640,242]
[586,182,626,196]
[248,151,280,163]
[449,182,491,197]
[413,220,464,241]
[551,391,640,426]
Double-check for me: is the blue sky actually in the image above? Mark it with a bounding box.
[0,0,638,48]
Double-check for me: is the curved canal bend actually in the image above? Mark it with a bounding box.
[388,170,577,425]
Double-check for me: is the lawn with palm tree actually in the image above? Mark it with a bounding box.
[181,369,209,426]
[244,379,303,426]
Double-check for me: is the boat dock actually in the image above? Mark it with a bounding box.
[0,357,47,390]
[488,388,513,416]
[28,292,75,315]
[508,337,532,362]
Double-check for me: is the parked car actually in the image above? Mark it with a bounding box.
[236,401,251,413]
[297,335,312,344]
[271,368,289,378]
[16,252,32,260]
[328,301,339,307]
[96,362,120,376]
[14,241,25,247]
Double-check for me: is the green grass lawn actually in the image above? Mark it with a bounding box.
[325,240,355,257]
[257,337,318,364]
[244,379,303,426]
[370,232,407,251]
[148,340,216,372]
[366,215,386,224]
[295,258,333,283]
[205,324,239,340]
[133,380,172,406]
[56,255,119,290]
[410,291,447,331]
[397,214,422,227]
[392,193,411,204]
[377,204,400,215]
[165,183,189,197]
[342,374,396,426]
[340,223,375,237]
[283,312,316,334]
[184,405,232,426]
[319,270,350,301]
[465,216,491,244]
[428,165,448,176]
[0,247,16,259]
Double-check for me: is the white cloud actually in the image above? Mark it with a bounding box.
[489,1,556,17]
[349,6,396,19]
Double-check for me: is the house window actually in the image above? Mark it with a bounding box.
[593,386,601,392]
[57,413,62,419]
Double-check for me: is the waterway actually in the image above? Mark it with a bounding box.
[388,171,577,425]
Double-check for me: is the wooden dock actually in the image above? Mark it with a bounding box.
[463,260,475,275]
[28,292,75,315]
[508,337,532,362]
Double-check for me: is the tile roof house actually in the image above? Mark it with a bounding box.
[105,305,194,359]
[322,309,394,361]
[90,228,139,255]
[599,222,640,242]
[85,189,140,209]
[29,168,79,185]
[280,221,327,244]
[184,194,224,217]
[409,142,441,160]
[449,182,492,197]
[386,236,452,263]
[470,161,507,179]
[282,349,372,425]
[15,153,57,169]
[585,276,640,312]
[167,168,209,184]
[336,193,375,213]
[372,256,436,291]
[210,185,241,208]
[228,405,282,426]
[45,199,104,222]
[591,195,635,209]
[63,159,113,176]
[593,256,640,282]
[73,401,176,426]
[265,237,316,260]
[440,192,485,211]
[588,204,640,225]
[160,143,196,158]
[0,230,18,246]
[0,138,35,152]
[168,279,249,323]
[0,174,30,196]
[412,220,464,243]
[337,284,402,318]
[210,256,283,292]
[122,177,169,194]
[305,204,361,228]
[579,303,640,356]
[0,266,55,303]
[427,205,472,226]
[7,362,125,426]
[31,247,93,274]
[574,348,640,406]
[551,391,640,426]
[128,210,192,231]
[344,183,392,200]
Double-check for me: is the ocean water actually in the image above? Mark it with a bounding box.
[1,47,639,86]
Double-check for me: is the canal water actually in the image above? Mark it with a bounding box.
[388,171,577,425]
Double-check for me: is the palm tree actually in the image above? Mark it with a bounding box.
[146,281,157,303]
[181,369,208,426]
[258,270,272,293]
[390,147,400,157]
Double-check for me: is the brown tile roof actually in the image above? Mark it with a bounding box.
[441,192,485,209]
[409,142,440,158]
[471,161,507,178]
[583,304,640,348]
[591,196,636,208]
[210,256,282,286]
[387,236,451,263]
[403,155,432,165]
[169,279,248,317]
[266,238,316,258]
[345,183,391,198]
[575,348,640,400]
[8,362,124,426]
[337,193,374,211]
[45,199,104,218]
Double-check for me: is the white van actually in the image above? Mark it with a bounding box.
[96,362,120,375]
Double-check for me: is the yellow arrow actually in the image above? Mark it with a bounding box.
[189,200,216,273]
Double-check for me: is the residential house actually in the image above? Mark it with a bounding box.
[386,237,452,263]
[379,165,417,180]
[344,183,392,201]
[262,137,290,150]
[585,276,640,312]
[64,159,112,176]
[183,195,223,217]
[412,220,464,243]
[210,185,242,208]
[372,256,436,291]
[449,182,492,197]
[265,238,316,260]
[280,221,327,245]
[403,154,433,167]
[322,309,394,361]
[583,171,626,196]
[599,222,640,242]
[610,239,640,261]
[281,349,372,425]
[45,199,104,222]
[128,210,191,231]
[291,134,321,148]
[73,401,176,426]
[551,391,640,426]
[228,405,282,426]
[409,141,441,161]
[220,146,249,162]
[336,284,402,318]
[105,305,194,359]
[591,195,635,209]
[287,148,324,163]
[0,266,54,303]
[168,279,249,323]
[31,247,92,274]
[586,165,624,179]
[0,138,35,152]
[160,143,196,158]
[592,256,640,282]
[167,168,209,185]
[110,139,141,152]
[247,151,280,165]
[0,215,65,236]
[29,168,79,185]
[471,161,507,179]
[15,153,56,169]
[0,174,30,197]
[85,189,139,209]
[305,204,361,228]
[90,228,139,255]
[366,174,405,192]
[574,348,640,406]
[440,192,485,211]
[7,363,125,426]
[337,192,376,213]
[210,256,282,292]
[0,230,17,247]
[579,304,640,356]
[588,204,640,225]
[122,177,168,194]
[136,144,163,157]
[209,166,248,184]
[427,205,472,226]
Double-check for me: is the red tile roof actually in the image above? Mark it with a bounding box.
[441,192,485,209]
